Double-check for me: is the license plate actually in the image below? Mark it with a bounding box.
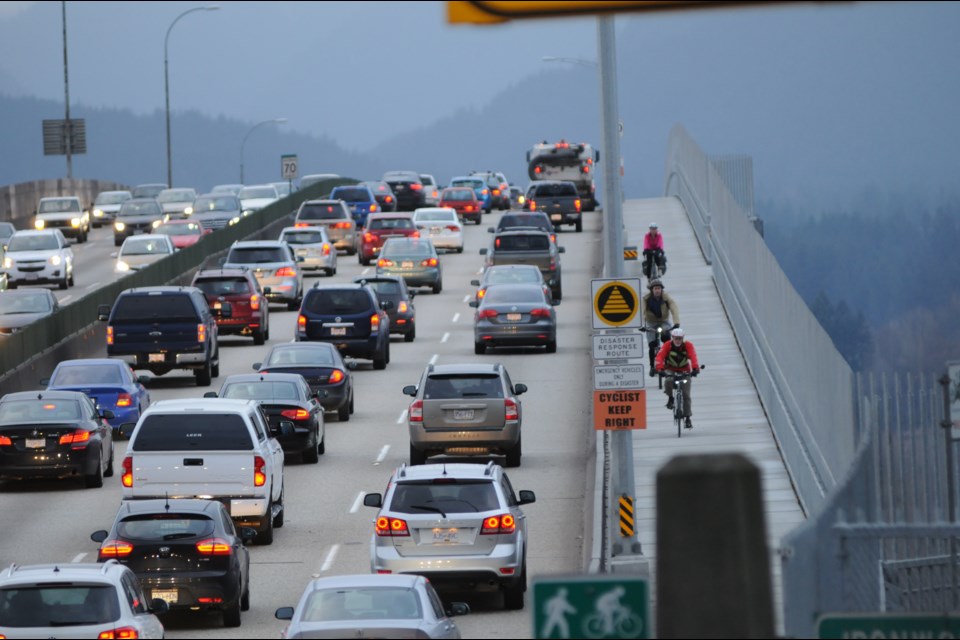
[551,214,562,221]
[430,227,442,234]
[26,438,45,448]
[507,313,522,321]
[133,229,143,234]
[330,327,346,336]
[453,409,474,420]
[401,261,414,268]
[153,589,178,604]
[25,273,39,281]
[148,353,164,363]
[432,528,460,543]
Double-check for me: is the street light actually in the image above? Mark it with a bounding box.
[240,118,288,184]
[164,5,220,188]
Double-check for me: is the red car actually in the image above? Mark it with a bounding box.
[358,213,419,266]
[153,218,207,249]
[191,268,270,345]
[439,187,482,225]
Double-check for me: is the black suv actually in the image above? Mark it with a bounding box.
[98,286,224,386]
[295,283,392,369]
[490,212,557,244]
[382,171,426,211]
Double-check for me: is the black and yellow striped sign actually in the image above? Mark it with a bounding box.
[619,495,635,537]
[623,246,638,260]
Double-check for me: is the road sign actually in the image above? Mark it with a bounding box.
[817,613,960,639]
[594,365,645,390]
[281,154,299,180]
[593,385,646,431]
[533,574,648,639]
[593,333,645,361]
[42,119,86,155]
[592,278,642,330]
[623,246,638,260]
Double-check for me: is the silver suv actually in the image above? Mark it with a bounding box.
[293,199,357,255]
[402,363,527,467]
[362,462,536,610]
[0,560,167,637]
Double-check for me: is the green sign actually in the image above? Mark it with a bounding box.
[532,575,648,639]
[818,613,960,638]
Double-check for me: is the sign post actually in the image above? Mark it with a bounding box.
[533,574,648,639]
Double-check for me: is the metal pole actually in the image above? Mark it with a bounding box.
[61,0,72,179]
[240,118,287,184]
[597,16,640,557]
[940,372,958,608]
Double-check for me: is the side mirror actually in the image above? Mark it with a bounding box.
[448,602,471,616]
[275,607,295,621]
[240,527,258,544]
[252,362,262,371]
[408,290,417,298]
[518,489,536,505]
[149,599,170,615]
[513,383,528,395]
[90,530,108,543]
[470,279,480,286]
[97,304,111,321]
[479,248,487,255]
[487,227,495,233]
[402,385,418,397]
[346,360,358,370]
[203,391,218,398]
[100,409,115,420]
[119,423,137,438]
[297,256,305,262]
[363,493,382,508]
[110,252,118,258]
[551,299,560,306]
[468,301,478,308]
[558,246,566,253]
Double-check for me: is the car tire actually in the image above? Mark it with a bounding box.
[303,435,319,464]
[575,217,583,232]
[68,270,75,287]
[257,505,274,545]
[212,351,220,378]
[456,246,464,253]
[404,328,415,343]
[373,346,388,370]
[359,255,368,266]
[222,595,242,628]
[7,282,16,289]
[329,266,337,276]
[253,329,265,346]
[114,237,122,247]
[546,340,557,354]
[337,400,350,422]
[273,486,285,528]
[240,584,250,612]
[474,341,486,355]
[409,443,427,466]
[103,446,115,478]
[505,435,522,468]
[195,360,212,387]
[503,562,526,610]
[84,455,104,488]
[58,275,68,290]
[432,280,442,294]
[287,299,299,311]
[349,392,355,414]
[318,434,325,455]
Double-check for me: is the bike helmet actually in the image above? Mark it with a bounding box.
[649,222,658,229]
[648,279,664,290]
[670,327,685,339]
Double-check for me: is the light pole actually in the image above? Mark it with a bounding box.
[240,118,288,184]
[164,5,219,188]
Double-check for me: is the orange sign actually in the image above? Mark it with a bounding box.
[593,389,646,430]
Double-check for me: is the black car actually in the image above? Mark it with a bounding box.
[361,180,397,212]
[0,390,114,488]
[491,211,557,245]
[382,171,426,211]
[190,193,242,232]
[254,342,355,422]
[354,275,416,342]
[207,372,325,463]
[90,498,254,628]
[113,198,164,246]
[295,283,391,370]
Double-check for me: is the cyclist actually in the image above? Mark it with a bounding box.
[642,278,680,376]
[642,222,666,279]
[656,327,700,429]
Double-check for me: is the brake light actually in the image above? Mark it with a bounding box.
[280,409,310,420]
[364,232,376,243]
[99,540,134,558]
[409,400,423,423]
[253,455,266,487]
[575,199,582,212]
[482,189,489,195]
[328,369,345,383]
[106,326,114,346]
[197,323,206,343]
[116,393,132,408]
[581,165,590,174]
[98,628,139,640]
[196,538,232,555]
[481,513,516,535]
[505,398,518,421]
[493,189,501,196]
[275,266,296,277]
[59,430,91,445]
[446,225,459,231]
[410,183,422,191]
[411,231,420,238]
[250,293,260,311]
[0,436,11,446]
[397,302,408,313]
[529,200,537,211]
[378,258,394,267]
[478,309,498,319]
[534,165,542,174]
[495,238,500,249]
[477,288,487,299]
[333,222,352,229]
[376,516,410,537]
[531,307,552,318]
[385,196,393,203]
[298,314,306,331]
[370,204,378,212]
[420,257,438,267]
[370,313,380,331]
[465,205,474,212]
[550,234,557,244]
[294,222,309,228]
[121,456,133,487]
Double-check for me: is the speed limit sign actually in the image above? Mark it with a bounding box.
[281,154,299,180]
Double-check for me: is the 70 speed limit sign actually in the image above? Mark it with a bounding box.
[281,154,299,180]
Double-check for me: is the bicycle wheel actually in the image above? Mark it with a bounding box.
[618,613,643,636]
[675,390,684,438]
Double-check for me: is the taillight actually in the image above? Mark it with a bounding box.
[575,199,582,212]
[59,430,91,445]
[531,307,552,318]
[477,288,487,299]
[275,266,296,277]
[581,165,591,174]
[106,326,114,346]
[378,258,394,267]
[364,232,376,243]
[481,513,517,535]
[197,323,206,343]
[328,369,345,383]
[115,393,132,408]
[98,627,139,640]
[529,200,537,211]
[121,456,133,487]
[370,313,380,331]
[294,222,309,228]
[482,189,489,195]
[298,314,306,331]
[376,516,410,537]
[280,409,310,420]
[322,243,331,256]
[478,309,498,319]
[534,165,543,174]
[411,231,420,238]
[0,436,12,446]
[420,257,437,267]
[386,196,393,203]
[196,538,233,555]
[410,183,422,191]
[397,302,408,313]
[493,189,501,196]
[334,221,352,229]
[99,540,134,558]
[254,455,266,487]
[370,204,378,212]
[505,398,518,421]
[465,205,474,212]
[446,225,459,231]
[495,238,500,248]
[409,400,423,423]
[550,234,557,244]
[250,294,260,311]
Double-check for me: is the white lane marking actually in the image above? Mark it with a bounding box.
[462,295,470,303]
[375,445,390,464]
[428,353,438,365]
[441,332,450,343]
[362,268,371,275]
[60,295,73,303]
[397,410,408,424]
[321,544,340,572]
[452,313,460,323]
[72,552,86,563]
[349,491,365,514]
[86,282,100,290]
[476,268,483,275]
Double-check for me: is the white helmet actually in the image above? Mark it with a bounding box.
[649,222,658,229]
[670,327,685,339]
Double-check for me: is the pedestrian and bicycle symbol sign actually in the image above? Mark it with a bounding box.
[592,278,642,329]
[533,575,648,638]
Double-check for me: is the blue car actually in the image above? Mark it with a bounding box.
[329,184,379,228]
[449,176,492,213]
[43,358,150,434]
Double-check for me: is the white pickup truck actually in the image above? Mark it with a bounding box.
[120,398,288,545]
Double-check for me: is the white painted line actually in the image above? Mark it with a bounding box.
[60,295,73,303]
[452,313,460,323]
[349,491,365,514]
[462,295,470,303]
[71,552,86,563]
[375,445,390,464]
[86,282,100,290]
[361,268,371,275]
[476,268,484,275]
[397,410,408,424]
[428,353,438,365]
[321,544,340,572]
[441,332,450,343]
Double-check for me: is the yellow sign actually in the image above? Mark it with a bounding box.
[592,278,641,329]
[619,495,635,537]
[448,1,775,24]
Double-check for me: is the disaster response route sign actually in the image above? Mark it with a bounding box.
[592,278,642,330]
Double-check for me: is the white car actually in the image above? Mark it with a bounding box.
[419,174,441,207]
[412,207,464,253]
[156,188,198,219]
[3,229,74,289]
[91,190,133,227]
[239,184,279,215]
[34,196,89,242]
[278,225,337,276]
[114,234,175,274]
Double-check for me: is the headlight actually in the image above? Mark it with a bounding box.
[3,257,12,269]
[242,209,253,216]
[115,222,125,231]
[50,255,62,266]
[152,220,161,229]
[93,209,104,217]
[116,260,130,272]
[184,206,193,215]
[35,219,45,229]
[71,217,81,227]
[229,217,240,226]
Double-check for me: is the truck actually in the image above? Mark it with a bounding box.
[526,140,599,211]
[119,398,289,545]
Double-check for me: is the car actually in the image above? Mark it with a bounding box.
[0,561,167,638]
[402,363,527,467]
[270,181,292,198]
[330,184,379,228]
[293,199,358,255]
[299,173,341,191]
[527,180,583,231]
[131,183,168,199]
[156,187,198,219]
[90,499,252,628]
[114,234,175,274]
[0,222,15,251]
[296,283,391,370]
[34,196,89,242]
[362,461,535,609]
[470,282,558,354]
[439,187,482,225]
[354,275,417,342]
[222,240,304,310]
[359,212,419,266]
[383,171,427,211]
[207,372,326,462]
[43,358,151,435]
[480,229,564,300]
[508,185,525,210]
[4,229,74,290]
[190,193,242,232]
[113,198,164,246]
[362,180,398,212]
[91,190,133,227]
[210,183,245,196]
[152,218,206,249]
[254,342,355,421]
[419,174,441,207]
[278,226,337,276]
[412,207,464,253]
[0,289,59,335]
[470,264,552,305]
[0,389,115,487]
[238,184,279,216]
[449,176,492,213]
[470,170,510,210]
[191,267,270,345]
[491,211,557,245]
[377,237,442,294]
[275,574,469,639]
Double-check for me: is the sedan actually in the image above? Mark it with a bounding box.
[157,187,198,219]
[43,358,150,435]
[275,574,467,640]
[114,198,164,246]
[412,207,464,253]
[469,282,558,354]
[254,342,354,422]
[377,237,442,294]
[90,498,254,628]
[361,180,397,212]
[0,289,59,336]
[114,234,175,274]
[222,240,303,310]
[470,263,552,305]
[278,226,337,276]
[239,184,279,216]
[207,372,325,463]
[191,193,242,232]
[354,275,417,342]
[153,218,206,249]
[0,390,114,488]
[439,187,482,225]
[3,229,74,289]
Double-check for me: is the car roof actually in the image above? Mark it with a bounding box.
[222,372,306,384]
[146,398,258,412]
[0,561,128,585]
[392,462,501,481]
[413,208,456,216]
[310,283,365,291]
[306,574,422,591]
[121,234,169,243]
[10,229,61,237]
[55,358,126,368]
[302,199,344,206]
[367,212,413,221]
[494,228,551,237]
[269,341,338,352]
[230,240,287,248]
[118,285,200,295]
[354,275,403,284]
[1,389,91,402]
[113,498,221,517]
[194,268,252,279]
[427,363,501,376]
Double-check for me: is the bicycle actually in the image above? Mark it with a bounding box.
[640,324,678,389]
[661,365,704,437]
[643,249,666,282]
[583,609,644,638]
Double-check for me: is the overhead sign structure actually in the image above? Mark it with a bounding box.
[592,278,642,330]
[817,613,960,639]
[593,332,645,361]
[42,118,86,155]
[533,574,649,639]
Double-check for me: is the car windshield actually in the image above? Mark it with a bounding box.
[0,399,81,423]
[423,373,504,399]
[414,211,455,222]
[194,197,239,212]
[112,294,197,322]
[122,239,170,255]
[391,480,500,514]
[239,187,277,199]
[301,587,423,622]
[132,185,166,198]
[0,293,52,315]
[452,179,483,189]
[363,280,401,296]
[484,286,545,304]
[221,381,300,401]
[368,218,414,230]
[442,189,474,200]
[381,240,432,258]
[499,215,549,231]
[0,586,120,627]
[95,192,130,205]
[118,201,161,217]
[534,183,578,197]
[486,268,541,285]
[331,188,370,202]
[51,364,122,386]
[7,234,58,251]
[133,414,253,451]
[38,199,79,213]
[281,230,326,245]
[117,513,216,541]
[365,182,393,194]
[227,247,288,264]
[303,289,370,315]
[155,222,201,236]
[494,235,550,251]
[298,204,346,220]
[265,346,336,366]
[158,190,195,203]
[193,277,251,296]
